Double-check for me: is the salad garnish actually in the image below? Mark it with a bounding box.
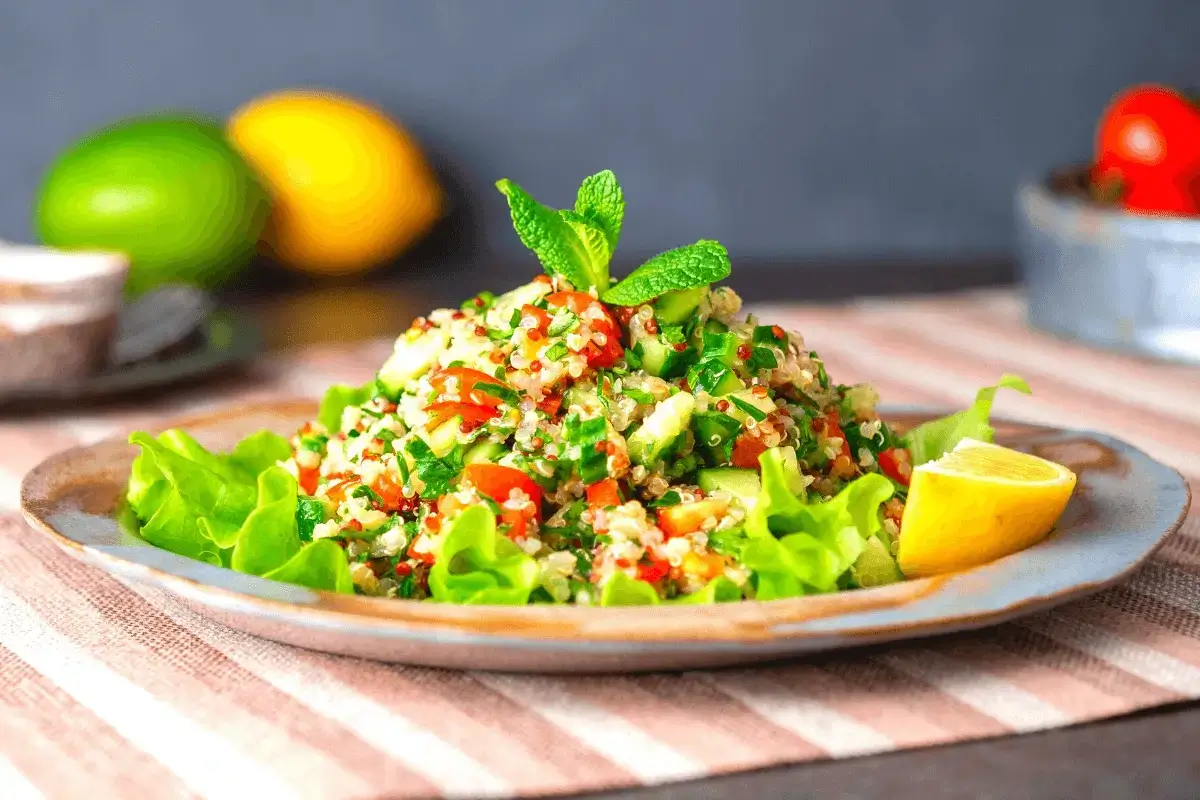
[124,170,1034,605]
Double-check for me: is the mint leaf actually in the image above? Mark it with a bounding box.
[603,240,731,306]
[496,179,609,291]
[559,210,613,283]
[574,169,624,254]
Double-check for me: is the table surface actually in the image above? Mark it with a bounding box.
[231,274,1199,800]
[7,266,1198,799]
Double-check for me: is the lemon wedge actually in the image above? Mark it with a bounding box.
[896,438,1077,578]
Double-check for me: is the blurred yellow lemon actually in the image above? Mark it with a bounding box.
[897,439,1076,578]
[228,90,442,276]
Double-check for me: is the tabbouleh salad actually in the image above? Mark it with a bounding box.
[124,170,1029,606]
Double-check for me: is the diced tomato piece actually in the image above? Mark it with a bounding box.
[371,475,416,512]
[521,304,552,332]
[877,447,912,487]
[546,291,600,314]
[586,478,622,511]
[462,463,543,518]
[587,323,624,367]
[537,392,562,415]
[430,367,509,407]
[499,508,527,539]
[636,559,671,583]
[424,401,499,430]
[731,435,768,469]
[297,466,319,495]
[656,498,730,538]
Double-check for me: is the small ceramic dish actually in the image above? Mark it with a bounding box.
[20,403,1190,673]
[0,246,128,385]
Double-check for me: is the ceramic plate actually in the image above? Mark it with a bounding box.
[20,402,1190,673]
[0,311,259,407]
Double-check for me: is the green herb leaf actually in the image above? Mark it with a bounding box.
[462,291,495,312]
[495,179,609,291]
[564,413,609,484]
[474,382,521,406]
[746,346,779,373]
[648,490,683,508]
[296,496,327,543]
[574,169,624,254]
[622,388,655,404]
[404,438,463,499]
[659,325,686,345]
[729,395,768,422]
[351,484,383,505]
[602,240,731,306]
[753,325,786,346]
[544,342,569,362]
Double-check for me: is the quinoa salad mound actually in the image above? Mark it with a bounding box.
[124,170,1030,606]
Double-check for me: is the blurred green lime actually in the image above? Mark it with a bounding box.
[34,114,271,296]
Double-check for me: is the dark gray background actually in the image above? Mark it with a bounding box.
[5,0,1200,271]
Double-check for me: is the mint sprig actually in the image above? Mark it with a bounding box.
[602,240,731,306]
[496,171,624,292]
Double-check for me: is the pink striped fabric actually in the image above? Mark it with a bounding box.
[1,290,1197,799]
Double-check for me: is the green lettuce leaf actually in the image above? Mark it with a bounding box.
[742,447,895,597]
[906,374,1031,465]
[263,539,355,593]
[128,432,257,549]
[428,504,539,605]
[138,489,223,566]
[599,571,661,606]
[670,576,743,604]
[602,240,731,306]
[229,430,293,475]
[318,382,375,434]
[496,178,610,291]
[230,467,302,576]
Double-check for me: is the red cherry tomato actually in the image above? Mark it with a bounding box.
[423,401,499,430]
[1095,85,1200,183]
[1122,175,1200,216]
[462,463,543,518]
[430,367,510,407]
[586,478,622,511]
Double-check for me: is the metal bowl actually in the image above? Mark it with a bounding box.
[1016,167,1200,364]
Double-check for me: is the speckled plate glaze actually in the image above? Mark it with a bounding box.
[20,402,1191,673]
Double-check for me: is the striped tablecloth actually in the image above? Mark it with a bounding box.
[0,290,1197,799]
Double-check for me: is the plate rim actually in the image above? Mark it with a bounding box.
[18,400,1192,649]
